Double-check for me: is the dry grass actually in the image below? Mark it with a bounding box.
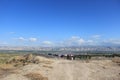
[112,57,120,67]
[43,61,54,64]
[0,64,19,78]
[33,56,54,64]
[43,65,53,69]
[25,72,48,80]
[0,64,14,69]
[0,53,20,64]
[112,57,120,63]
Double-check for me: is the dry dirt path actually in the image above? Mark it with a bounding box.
[48,59,120,80]
[48,60,92,80]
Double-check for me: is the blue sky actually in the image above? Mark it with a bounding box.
[0,0,120,46]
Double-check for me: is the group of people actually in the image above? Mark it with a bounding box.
[48,53,76,60]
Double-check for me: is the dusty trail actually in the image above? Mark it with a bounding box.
[48,60,91,80]
[48,59,120,80]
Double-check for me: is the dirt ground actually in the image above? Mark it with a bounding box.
[48,59,120,80]
[0,57,120,80]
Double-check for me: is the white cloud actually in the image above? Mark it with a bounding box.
[17,37,27,41]
[13,36,120,46]
[103,39,120,45]
[29,38,37,42]
[16,37,38,42]
[60,36,102,46]
[42,41,53,45]
[77,39,85,45]
[86,40,98,45]
[62,36,85,46]
[92,35,101,39]
[87,40,93,43]
[58,38,120,46]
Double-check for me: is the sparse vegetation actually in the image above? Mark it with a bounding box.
[24,72,48,80]
[112,57,120,66]
[43,65,53,69]
[0,64,19,78]
[0,53,20,64]
[33,56,53,64]
[112,57,120,63]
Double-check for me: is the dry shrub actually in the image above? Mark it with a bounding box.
[25,54,33,60]
[33,56,54,64]
[25,72,48,80]
[0,64,15,70]
[85,60,90,63]
[0,64,19,78]
[43,65,53,69]
[6,54,34,67]
[6,55,54,67]
[44,61,54,64]
[112,57,120,63]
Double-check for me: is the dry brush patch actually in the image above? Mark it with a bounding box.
[112,57,120,67]
[43,65,53,69]
[24,72,48,80]
[0,53,20,64]
[112,57,120,63]
[6,54,54,67]
[33,56,54,64]
[0,64,19,78]
[0,54,52,79]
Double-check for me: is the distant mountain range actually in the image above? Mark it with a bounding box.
[0,46,120,51]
